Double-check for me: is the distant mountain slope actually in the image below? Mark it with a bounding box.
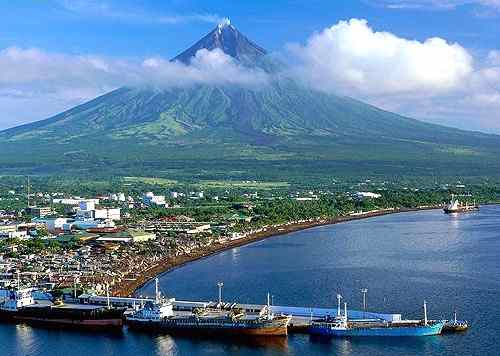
[1,20,499,178]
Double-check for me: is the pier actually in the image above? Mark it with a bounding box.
[77,294,402,332]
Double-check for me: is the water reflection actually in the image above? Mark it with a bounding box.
[134,329,289,354]
[15,324,37,355]
[155,334,178,355]
[309,334,445,355]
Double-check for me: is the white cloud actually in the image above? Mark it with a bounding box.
[288,19,473,96]
[369,0,500,11]
[141,49,269,87]
[0,47,269,129]
[57,0,222,25]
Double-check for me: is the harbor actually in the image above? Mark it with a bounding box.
[1,277,467,337]
[1,205,497,356]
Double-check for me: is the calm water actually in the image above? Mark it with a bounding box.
[2,206,499,355]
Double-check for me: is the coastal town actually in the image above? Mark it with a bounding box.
[1,177,495,298]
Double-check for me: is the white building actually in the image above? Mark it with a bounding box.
[355,192,382,199]
[53,198,100,206]
[79,200,95,211]
[36,218,70,233]
[143,193,167,207]
[76,207,121,221]
[0,225,28,239]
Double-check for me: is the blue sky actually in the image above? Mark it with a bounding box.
[1,0,500,132]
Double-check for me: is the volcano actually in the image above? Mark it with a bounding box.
[1,20,499,178]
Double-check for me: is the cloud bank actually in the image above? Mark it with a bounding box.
[0,47,269,129]
[289,19,473,96]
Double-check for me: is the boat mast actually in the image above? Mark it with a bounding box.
[217,281,224,307]
[423,300,428,326]
[361,288,368,318]
[337,294,342,316]
[344,302,348,319]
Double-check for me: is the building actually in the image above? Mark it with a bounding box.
[79,200,95,211]
[143,192,167,207]
[76,202,121,221]
[26,207,52,218]
[96,229,156,243]
[355,192,382,199]
[93,208,121,221]
[187,224,211,234]
[36,218,70,233]
[53,198,100,206]
[0,225,28,239]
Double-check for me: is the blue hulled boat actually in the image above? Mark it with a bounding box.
[309,299,444,337]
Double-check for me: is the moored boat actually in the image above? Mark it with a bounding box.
[0,286,124,329]
[126,279,291,336]
[443,195,479,214]
[443,310,469,333]
[309,298,444,337]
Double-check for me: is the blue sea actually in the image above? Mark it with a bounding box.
[2,206,499,355]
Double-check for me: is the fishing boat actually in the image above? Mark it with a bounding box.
[126,279,291,336]
[309,297,444,337]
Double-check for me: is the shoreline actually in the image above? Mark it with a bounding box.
[113,205,442,297]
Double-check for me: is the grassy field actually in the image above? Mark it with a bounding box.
[123,177,178,186]
[195,180,290,190]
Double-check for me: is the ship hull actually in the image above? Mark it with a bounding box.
[14,316,123,329]
[127,317,290,336]
[443,207,479,214]
[309,322,444,337]
[0,310,17,322]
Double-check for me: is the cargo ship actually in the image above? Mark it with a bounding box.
[126,279,291,336]
[443,195,479,214]
[0,286,124,329]
[309,299,444,337]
